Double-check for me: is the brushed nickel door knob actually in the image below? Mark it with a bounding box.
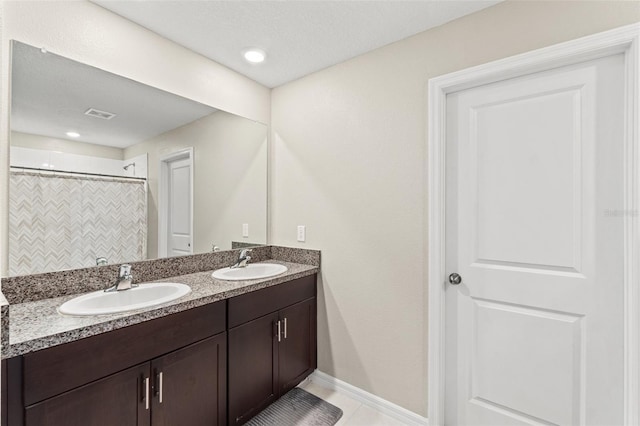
[448,273,462,285]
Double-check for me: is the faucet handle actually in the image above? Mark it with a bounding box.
[119,264,132,277]
[239,249,253,258]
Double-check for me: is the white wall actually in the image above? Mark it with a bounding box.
[11,131,124,160]
[270,0,640,416]
[10,146,124,177]
[11,131,127,175]
[0,0,271,274]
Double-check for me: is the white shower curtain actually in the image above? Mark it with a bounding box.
[9,171,147,276]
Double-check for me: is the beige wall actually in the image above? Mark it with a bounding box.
[0,0,271,274]
[270,0,640,416]
[11,131,124,160]
[125,111,267,259]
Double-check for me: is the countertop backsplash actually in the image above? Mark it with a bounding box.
[0,245,320,358]
[1,245,319,304]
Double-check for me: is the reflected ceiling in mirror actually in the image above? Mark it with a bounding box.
[8,41,267,277]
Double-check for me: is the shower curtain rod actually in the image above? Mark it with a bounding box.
[10,166,147,181]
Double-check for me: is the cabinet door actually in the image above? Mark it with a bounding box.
[151,333,227,426]
[25,363,150,426]
[228,312,279,426]
[279,298,317,394]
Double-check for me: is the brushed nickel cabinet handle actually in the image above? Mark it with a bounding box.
[284,317,287,339]
[144,377,150,410]
[158,371,163,404]
[277,320,281,342]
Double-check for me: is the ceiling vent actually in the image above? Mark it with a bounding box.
[84,108,116,120]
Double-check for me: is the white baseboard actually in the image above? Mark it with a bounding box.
[309,370,429,426]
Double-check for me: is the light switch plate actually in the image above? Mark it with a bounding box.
[242,223,249,238]
[297,225,306,242]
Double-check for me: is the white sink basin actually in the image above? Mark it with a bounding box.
[212,263,288,281]
[58,283,191,316]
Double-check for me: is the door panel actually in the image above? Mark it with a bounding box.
[228,313,279,425]
[25,363,150,426]
[470,300,583,425]
[151,334,226,426]
[279,298,316,394]
[446,54,625,425]
[474,89,579,270]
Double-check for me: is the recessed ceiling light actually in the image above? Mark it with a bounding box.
[66,131,80,138]
[243,48,266,64]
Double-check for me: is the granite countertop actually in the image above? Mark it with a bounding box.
[3,260,317,359]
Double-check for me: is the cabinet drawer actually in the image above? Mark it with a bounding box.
[228,275,316,329]
[23,301,225,406]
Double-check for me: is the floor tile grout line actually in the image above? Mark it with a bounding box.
[340,404,365,426]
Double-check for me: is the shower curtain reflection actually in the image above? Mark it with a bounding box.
[9,170,147,276]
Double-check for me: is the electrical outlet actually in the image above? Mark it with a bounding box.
[297,225,306,242]
[242,223,249,238]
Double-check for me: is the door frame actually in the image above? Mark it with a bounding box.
[158,147,194,257]
[427,23,640,426]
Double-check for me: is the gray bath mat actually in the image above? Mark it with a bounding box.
[246,387,343,426]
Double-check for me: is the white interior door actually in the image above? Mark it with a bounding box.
[445,53,625,425]
[167,157,192,257]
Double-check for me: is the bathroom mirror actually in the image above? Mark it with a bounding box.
[7,41,267,276]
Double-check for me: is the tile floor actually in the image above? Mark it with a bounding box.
[298,379,408,426]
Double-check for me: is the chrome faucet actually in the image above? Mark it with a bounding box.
[231,249,252,269]
[105,264,136,292]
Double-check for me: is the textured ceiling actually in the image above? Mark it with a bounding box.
[93,0,502,88]
[11,41,216,148]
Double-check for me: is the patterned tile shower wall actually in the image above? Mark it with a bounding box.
[9,171,147,276]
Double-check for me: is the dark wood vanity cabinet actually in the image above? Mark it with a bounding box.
[150,334,227,426]
[227,275,317,426]
[278,298,316,394]
[228,313,280,425]
[3,302,227,426]
[2,273,317,426]
[24,335,227,426]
